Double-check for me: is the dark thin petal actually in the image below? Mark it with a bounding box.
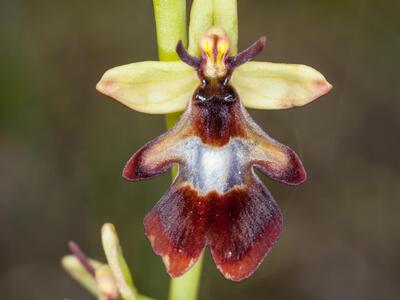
[228,36,267,68]
[176,40,202,68]
[68,241,96,277]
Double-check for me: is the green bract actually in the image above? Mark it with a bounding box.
[101,223,137,300]
[62,225,153,300]
[62,255,103,297]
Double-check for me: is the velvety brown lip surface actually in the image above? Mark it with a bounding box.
[144,180,282,281]
[191,83,247,146]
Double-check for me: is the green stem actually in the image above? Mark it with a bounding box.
[168,254,204,300]
[152,1,238,299]
[152,1,204,300]
[153,0,187,141]
[153,0,187,61]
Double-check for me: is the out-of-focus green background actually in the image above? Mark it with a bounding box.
[1,0,399,299]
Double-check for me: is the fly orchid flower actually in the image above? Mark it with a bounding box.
[97,27,331,281]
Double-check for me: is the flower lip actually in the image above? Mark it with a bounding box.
[122,61,308,280]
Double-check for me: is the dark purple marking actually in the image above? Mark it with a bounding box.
[192,82,246,146]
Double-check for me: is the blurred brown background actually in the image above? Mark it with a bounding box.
[1,0,399,299]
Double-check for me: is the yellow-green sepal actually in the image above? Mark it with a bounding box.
[96,61,198,114]
[231,61,332,109]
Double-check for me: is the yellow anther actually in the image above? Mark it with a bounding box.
[217,41,228,68]
[200,27,231,79]
[218,41,228,54]
[204,39,214,64]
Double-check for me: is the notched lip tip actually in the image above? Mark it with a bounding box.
[218,268,253,282]
[166,264,195,279]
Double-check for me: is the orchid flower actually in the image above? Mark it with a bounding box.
[96,27,331,282]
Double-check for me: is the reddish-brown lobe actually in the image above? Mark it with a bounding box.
[144,180,282,281]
